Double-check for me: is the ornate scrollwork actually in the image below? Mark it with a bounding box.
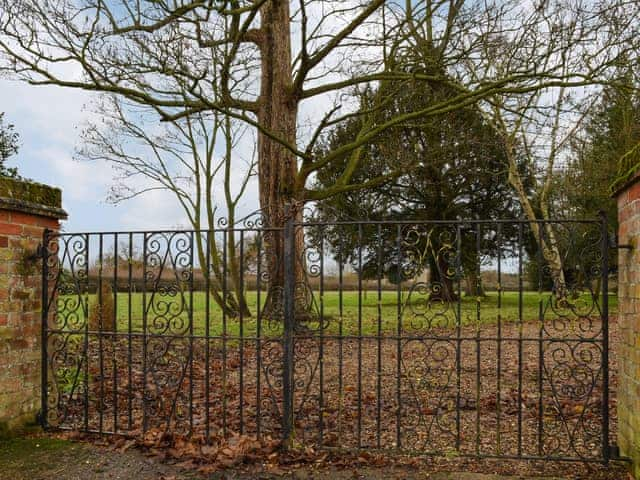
[46,332,86,428]
[143,335,192,434]
[541,340,604,458]
[144,232,192,336]
[400,339,458,450]
[40,217,611,462]
[399,224,461,334]
[541,222,605,340]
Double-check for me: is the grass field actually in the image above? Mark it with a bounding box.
[59,290,617,337]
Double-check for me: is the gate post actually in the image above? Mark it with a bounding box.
[615,172,640,478]
[282,205,295,447]
[0,177,66,436]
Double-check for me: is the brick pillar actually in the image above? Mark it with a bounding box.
[0,177,66,435]
[616,172,640,478]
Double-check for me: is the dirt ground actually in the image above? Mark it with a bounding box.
[0,434,630,480]
[48,318,617,462]
[31,313,625,479]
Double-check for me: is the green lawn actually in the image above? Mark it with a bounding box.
[57,290,617,338]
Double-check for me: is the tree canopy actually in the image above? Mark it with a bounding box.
[310,70,532,296]
[570,64,640,224]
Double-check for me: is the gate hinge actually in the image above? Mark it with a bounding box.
[609,233,634,250]
[608,444,621,459]
[35,410,46,429]
[24,243,46,264]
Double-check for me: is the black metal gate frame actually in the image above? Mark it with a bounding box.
[40,215,617,463]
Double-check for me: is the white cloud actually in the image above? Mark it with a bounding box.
[116,188,189,230]
[0,80,92,147]
[0,80,191,231]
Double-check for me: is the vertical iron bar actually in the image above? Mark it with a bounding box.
[319,225,325,446]
[396,224,402,449]
[83,234,89,432]
[456,224,462,451]
[113,233,118,433]
[282,209,295,446]
[357,223,363,448]
[517,223,524,456]
[40,229,50,429]
[376,223,382,448]
[127,233,133,430]
[189,231,195,434]
[205,231,211,441]
[475,223,481,456]
[239,230,245,435]
[98,234,104,434]
[600,212,610,463]
[256,232,262,437]
[496,224,502,455]
[142,233,148,433]
[338,238,344,444]
[222,228,228,436]
[536,222,544,456]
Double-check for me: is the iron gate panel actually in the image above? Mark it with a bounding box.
[41,217,614,462]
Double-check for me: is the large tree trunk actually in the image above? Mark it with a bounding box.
[257,0,308,320]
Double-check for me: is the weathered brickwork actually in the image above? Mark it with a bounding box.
[0,178,66,435]
[617,174,640,479]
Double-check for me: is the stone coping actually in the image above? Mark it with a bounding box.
[0,197,67,220]
[613,170,640,198]
[0,176,67,220]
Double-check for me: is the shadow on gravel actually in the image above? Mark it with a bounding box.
[0,434,629,480]
[0,436,196,480]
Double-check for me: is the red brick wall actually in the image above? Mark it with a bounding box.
[617,176,640,479]
[0,209,60,434]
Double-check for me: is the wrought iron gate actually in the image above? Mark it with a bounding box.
[41,215,615,462]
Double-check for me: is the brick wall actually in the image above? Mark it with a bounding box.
[616,175,640,478]
[0,178,66,435]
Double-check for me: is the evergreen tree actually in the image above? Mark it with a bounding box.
[311,67,529,299]
[569,64,640,229]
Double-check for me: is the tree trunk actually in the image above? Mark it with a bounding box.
[506,150,567,298]
[464,270,485,297]
[194,234,243,318]
[257,0,308,320]
[428,255,459,302]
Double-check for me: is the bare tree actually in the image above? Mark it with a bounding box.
[0,112,19,176]
[461,2,639,298]
[481,88,590,298]
[78,95,255,316]
[1,0,638,310]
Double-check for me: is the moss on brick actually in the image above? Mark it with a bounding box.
[0,177,61,208]
[0,177,67,220]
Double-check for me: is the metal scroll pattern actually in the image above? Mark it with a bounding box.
[539,222,606,459]
[44,233,89,429]
[41,218,612,462]
[142,232,193,434]
[42,225,287,439]
[398,224,460,451]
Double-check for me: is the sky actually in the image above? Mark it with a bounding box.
[0,79,261,233]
